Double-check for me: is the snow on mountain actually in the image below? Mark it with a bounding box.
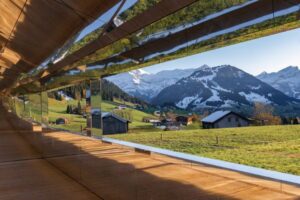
[257,66,300,99]
[57,91,73,101]
[152,65,299,110]
[238,92,270,104]
[128,69,151,84]
[106,67,198,102]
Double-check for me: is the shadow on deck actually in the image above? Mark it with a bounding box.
[0,104,299,200]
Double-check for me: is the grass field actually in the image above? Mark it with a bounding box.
[109,125,300,175]
[48,98,86,132]
[48,98,158,133]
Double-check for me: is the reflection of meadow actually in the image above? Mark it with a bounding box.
[15,94,44,122]
[101,99,158,132]
[48,98,158,133]
[48,98,86,133]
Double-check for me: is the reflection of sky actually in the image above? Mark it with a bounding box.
[144,28,300,75]
[86,89,90,98]
[76,0,138,42]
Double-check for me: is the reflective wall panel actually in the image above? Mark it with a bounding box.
[90,79,103,138]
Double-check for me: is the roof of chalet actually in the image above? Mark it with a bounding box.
[102,112,130,123]
[201,111,249,123]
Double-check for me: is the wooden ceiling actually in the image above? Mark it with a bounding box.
[0,0,119,92]
[18,0,199,87]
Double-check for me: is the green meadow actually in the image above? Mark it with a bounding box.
[109,125,300,176]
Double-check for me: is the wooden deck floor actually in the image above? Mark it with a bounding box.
[0,105,299,200]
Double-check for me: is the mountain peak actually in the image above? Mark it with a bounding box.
[198,64,210,70]
[278,66,299,73]
[107,67,197,102]
[130,69,151,75]
[153,65,297,110]
[257,71,268,76]
[257,66,300,99]
[127,69,152,84]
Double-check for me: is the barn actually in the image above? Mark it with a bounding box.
[91,111,130,134]
[102,112,130,135]
[202,111,250,129]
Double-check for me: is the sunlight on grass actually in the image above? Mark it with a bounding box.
[109,125,300,175]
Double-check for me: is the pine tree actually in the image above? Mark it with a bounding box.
[77,101,82,115]
[66,105,70,114]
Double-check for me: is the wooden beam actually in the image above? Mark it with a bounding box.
[33,0,199,80]
[0,47,21,69]
[91,0,300,66]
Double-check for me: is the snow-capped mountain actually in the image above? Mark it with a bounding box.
[257,66,300,99]
[152,65,299,110]
[106,68,198,102]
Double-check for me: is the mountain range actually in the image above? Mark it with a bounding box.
[152,65,299,110]
[106,65,300,114]
[257,66,300,99]
[107,68,196,102]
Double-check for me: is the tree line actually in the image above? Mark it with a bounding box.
[48,79,148,106]
[252,102,298,125]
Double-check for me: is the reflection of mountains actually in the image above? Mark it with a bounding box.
[107,68,196,102]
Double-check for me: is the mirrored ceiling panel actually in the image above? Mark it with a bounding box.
[14,0,300,94]
[80,0,300,75]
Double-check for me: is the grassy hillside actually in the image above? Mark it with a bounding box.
[48,98,86,132]
[48,98,158,133]
[109,125,300,175]
[101,99,158,132]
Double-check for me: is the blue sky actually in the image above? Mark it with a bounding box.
[76,0,137,41]
[144,28,300,75]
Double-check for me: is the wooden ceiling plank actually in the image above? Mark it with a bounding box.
[0,0,120,90]
[35,0,199,79]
